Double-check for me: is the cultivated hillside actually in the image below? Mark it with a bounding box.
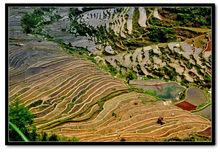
[8,6,213,142]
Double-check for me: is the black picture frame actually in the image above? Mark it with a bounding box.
[5,3,216,145]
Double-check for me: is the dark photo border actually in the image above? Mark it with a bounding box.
[5,3,216,145]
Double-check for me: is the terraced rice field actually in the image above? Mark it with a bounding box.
[8,39,211,141]
[194,104,212,120]
[38,92,211,142]
[186,87,208,106]
[7,6,213,142]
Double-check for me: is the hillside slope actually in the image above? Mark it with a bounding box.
[8,39,211,142]
[8,6,213,142]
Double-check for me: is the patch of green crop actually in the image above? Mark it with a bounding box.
[145,90,157,96]
[192,101,211,113]
[128,85,160,101]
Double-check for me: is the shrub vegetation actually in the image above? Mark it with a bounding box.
[147,26,176,43]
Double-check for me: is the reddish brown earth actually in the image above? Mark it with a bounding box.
[175,101,197,111]
[198,127,212,137]
[204,40,212,52]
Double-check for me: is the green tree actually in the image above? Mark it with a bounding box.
[9,99,34,141]
[21,10,44,33]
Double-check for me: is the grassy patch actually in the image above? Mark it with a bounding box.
[128,85,160,100]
